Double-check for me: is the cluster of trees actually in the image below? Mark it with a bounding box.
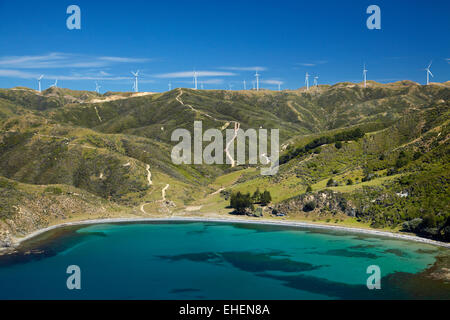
[230,192,253,214]
[354,168,450,241]
[323,178,353,188]
[252,188,272,205]
[385,151,411,176]
[230,188,272,215]
[280,128,364,164]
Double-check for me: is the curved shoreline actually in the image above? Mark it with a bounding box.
[5,216,450,250]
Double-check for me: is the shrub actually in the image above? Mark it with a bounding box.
[402,218,423,232]
[303,201,316,212]
[421,215,437,228]
[362,173,375,182]
[395,157,408,168]
[326,179,335,187]
[252,188,261,203]
[44,186,63,195]
[395,151,409,168]
[335,141,343,149]
[0,178,17,189]
[260,190,272,206]
[413,151,422,160]
[305,185,312,193]
[387,168,397,176]
[346,179,353,185]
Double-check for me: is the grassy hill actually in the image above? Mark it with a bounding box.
[0,81,449,244]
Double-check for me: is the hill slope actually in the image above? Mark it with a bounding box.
[0,81,449,244]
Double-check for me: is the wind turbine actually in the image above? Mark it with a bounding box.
[37,75,44,93]
[305,72,309,90]
[193,70,198,90]
[131,70,139,92]
[243,80,246,90]
[255,69,260,91]
[425,61,433,85]
[168,81,172,91]
[363,64,368,88]
[313,76,319,87]
[95,81,101,93]
[277,82,281,91]
[51,79,58,88]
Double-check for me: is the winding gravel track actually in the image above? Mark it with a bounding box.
[145,164,152,186]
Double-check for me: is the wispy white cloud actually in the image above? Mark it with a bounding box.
[262,79,283,85]
[446,58,450,64]
[219,66,267,71]
[295,61,328,67]
[154,71,236,78]
[0,53,151,81]
[200,78,224,84]
[99,56,151,63]
[0,69,38,79]
[0,53,151,69]
[0,69,131,81]
[173,78,225,85]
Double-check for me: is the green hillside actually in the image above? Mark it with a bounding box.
[0,81,449,245]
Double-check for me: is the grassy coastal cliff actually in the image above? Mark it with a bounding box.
[0,81,449,247]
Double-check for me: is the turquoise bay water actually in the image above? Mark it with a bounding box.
[0,221,448,299]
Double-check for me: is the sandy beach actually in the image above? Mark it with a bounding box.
[5,215,450,251]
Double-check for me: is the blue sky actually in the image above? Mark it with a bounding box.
[0,0,449,92]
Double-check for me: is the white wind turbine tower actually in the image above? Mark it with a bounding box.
[131,70,139,92]
[243,80,246,90]
[313,76,319,87]
[37,75,44,92]
[305,72,309,90]
[95,81,101,93]
[168,81,172,91]
[425,61,433,85]
[255,69,260,91]
[363,64,368,88]
[50,79,58,88]
[193,70,198,90]
[277,82,281,91]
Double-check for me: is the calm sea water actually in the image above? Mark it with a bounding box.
[0,221,448,300]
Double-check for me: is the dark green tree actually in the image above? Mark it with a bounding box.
[230,191,253,214]
[252,188,261,203]
[327,178,335,187]
[260,190,272,206]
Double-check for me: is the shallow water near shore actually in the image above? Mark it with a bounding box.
[0,221,449,299]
